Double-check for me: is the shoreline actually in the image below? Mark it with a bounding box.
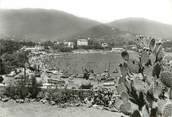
[46,49,136,56]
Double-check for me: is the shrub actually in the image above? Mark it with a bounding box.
[46,88,93,104]
[29,76,42,98]
[0,76,4,83]
[4,75,41,99]
[5,78,29,99]
[47,89,74,104]
[79,83,93,89]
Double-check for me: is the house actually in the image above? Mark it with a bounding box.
[77,39,88,46]
[63,41,74,48]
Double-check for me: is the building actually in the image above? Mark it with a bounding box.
[63,41,74,48]
[77,39,88,46]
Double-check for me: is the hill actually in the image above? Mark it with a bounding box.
[71,24,135,44]
[108,17,172,39]
[0,9,100,41]
[1,9,171,42]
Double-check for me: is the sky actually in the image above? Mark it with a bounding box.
[0,0,172,24]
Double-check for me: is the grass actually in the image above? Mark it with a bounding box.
[0,101,127,117]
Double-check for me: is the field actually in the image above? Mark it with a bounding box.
[44,51,138,74]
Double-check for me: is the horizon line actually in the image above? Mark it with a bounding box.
[1,8,172,25]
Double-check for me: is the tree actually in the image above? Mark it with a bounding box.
[0,58,5,75]
[1,51,29,74]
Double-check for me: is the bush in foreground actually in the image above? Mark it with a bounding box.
[4,75,41,99]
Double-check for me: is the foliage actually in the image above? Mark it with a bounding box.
[79,83,93,89]
[0,39,36,74]
[163,41,172,48]
[1,51,29,74]
[41,41,54,49]
[30,75,42,98]
[4,75,41,99]
[5,76,30,99]
[0,39,36,56]
[46,88,93,104]
[0,39,22,55]
[125,81,146,110]
[0,58,5,75]
[47,89,78,104]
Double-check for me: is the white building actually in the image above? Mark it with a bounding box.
[77,39,88,46]
[64,41,74,48]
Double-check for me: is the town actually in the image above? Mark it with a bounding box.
[1,35,172,117]
[1,1,172,116]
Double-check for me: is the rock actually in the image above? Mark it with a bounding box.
[1,97,9,102]
[50,101,56,105]
[30,99,36,102]
[25,98,30,103]
[75,103,81,107]
[40,99,47,104]
[59,104,66,108]
[16,99,24,103]
[92,104,103,110]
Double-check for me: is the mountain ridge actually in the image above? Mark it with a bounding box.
[1,9,172,41]
[108,17,172,39]
[0,9,100,41]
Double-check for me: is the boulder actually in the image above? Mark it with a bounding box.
[25,98,30,103]
[1,97,9,102]
[40,99,47,104]
[50,101,56,105]
[16,99,24,103]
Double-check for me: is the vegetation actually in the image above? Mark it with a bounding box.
[79,83,93,89]
[1,50,29,74]
[163,40,172,52]
[4,75,41,99]
[0,39,36,56]
[0,58,5,75]
[0,38,36,74]
[46,88,93,104]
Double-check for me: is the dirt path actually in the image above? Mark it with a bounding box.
[0,101,127,117]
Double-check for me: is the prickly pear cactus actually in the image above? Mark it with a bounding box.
[162,102,172,117]
[160,71,172,88]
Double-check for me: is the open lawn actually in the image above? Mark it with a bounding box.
[0,101,127,117]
